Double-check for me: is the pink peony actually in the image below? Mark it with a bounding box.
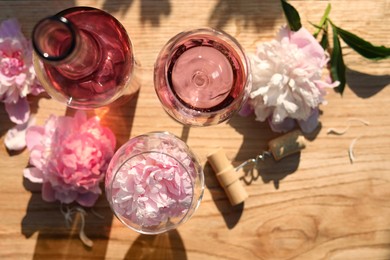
[248,25,339,133]
[0,18,43,124]
[23,111,116,207]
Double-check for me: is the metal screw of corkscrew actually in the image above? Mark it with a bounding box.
[235,151,272,172]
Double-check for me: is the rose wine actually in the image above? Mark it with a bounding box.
[154,29,251,126]
[33,7,135,109]
[170,46,233,109]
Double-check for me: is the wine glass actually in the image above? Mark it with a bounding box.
[154,28,252,126]
[105,132,204,234]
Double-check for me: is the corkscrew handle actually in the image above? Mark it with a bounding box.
[207,148,248,206]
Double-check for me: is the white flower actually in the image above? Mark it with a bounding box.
[248,25,339,132]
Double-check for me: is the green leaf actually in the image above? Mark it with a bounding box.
[330,24,346,94]
[313,4,331,38]
[319,27,329,50]
[335,25,390,60]
[280,0,302,31]
[309,21,323,31]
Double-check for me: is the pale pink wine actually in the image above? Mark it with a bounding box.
[33,7,133,108]
[154,29,250,126]
[171,46,233,109]
[167,36,246,112]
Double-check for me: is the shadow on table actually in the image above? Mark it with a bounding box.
[21,179,113,259]
[0,103,16,139]
[102,0,171,26]
[1,0,76,27]
[228,114,302,189]
[125,230,187,260]
[203,162,245,229]
[240,152,300,190]
[102,0,134,16]
[346,68,390,98]
[208,0,283,32]
[140,0,171,26]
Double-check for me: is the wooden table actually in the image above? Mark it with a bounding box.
[1,0,389,259]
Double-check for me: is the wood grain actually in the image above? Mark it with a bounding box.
[0,0,389,259]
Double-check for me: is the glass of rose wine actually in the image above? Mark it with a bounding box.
[154,28,252,126]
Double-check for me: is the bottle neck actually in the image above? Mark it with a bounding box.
[32,16,100,80]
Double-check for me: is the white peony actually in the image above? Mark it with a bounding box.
[248,25,339,133]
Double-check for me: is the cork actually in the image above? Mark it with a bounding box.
[268,129,306,161]
[207,148,248,205]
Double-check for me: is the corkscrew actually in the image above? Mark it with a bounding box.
[207,130,306,206]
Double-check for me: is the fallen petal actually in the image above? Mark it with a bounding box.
[4,116,36,150]
[349,135,363,164]
[5,98,30,124]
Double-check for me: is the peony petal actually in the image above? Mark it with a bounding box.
[15,73,27,86]
[288,27,324,59]
[238,101,254,117]
[56,190,78,204]
[298,108,320,134]
[314,79,340,89]
[29,82,45,96]
[276,25,290,40]
[5,97,30,124]
[101,126,116,150]
[23,167,44,183]
[62,153,77,170]
[74,110,87,126]
[76,192,100,207]
[282,98,299,114]
[29,149,44,170]
[42,183,56,203]
[268,117,296,133]
[4,116,35,150]
[0,18,24,39]
[25,125,44,150]
[252,101,272,122]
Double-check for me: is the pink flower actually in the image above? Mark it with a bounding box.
[23,111,116,207]
[0,18,43,124]
[4,116,35,151]
[248,25,339,133]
